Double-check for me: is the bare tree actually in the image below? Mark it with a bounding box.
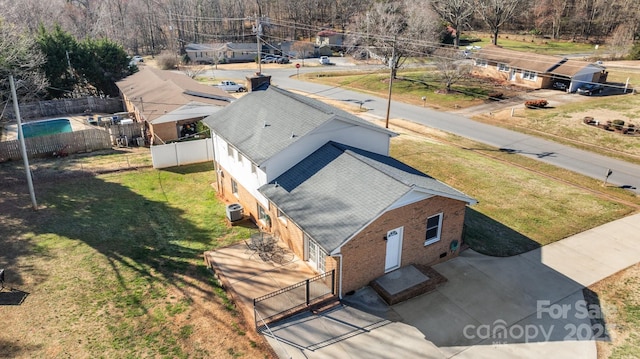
[474,0,524,45]
[433,48,472,91]
[533,0,569,39]
[431,0,475,48]
[291,41,315,65]
[0,21,48,103]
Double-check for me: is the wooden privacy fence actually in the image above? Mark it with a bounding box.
[2,97,123,120]
[0,128,112,161]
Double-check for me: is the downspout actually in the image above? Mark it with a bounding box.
[334,253,343,299]
[211,133,222,194]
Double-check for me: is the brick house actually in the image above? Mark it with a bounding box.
[472,45,607,92]
[203,86,476,297]
[116,66,233,145]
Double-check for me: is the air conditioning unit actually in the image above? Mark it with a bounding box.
[226,203,243,222]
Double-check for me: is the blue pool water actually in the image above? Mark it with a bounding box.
[21,118,73,138]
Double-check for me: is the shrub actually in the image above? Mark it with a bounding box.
[628,42,640,60]
[488,92,504,100]
[525,99,548,108]
[156,54,179,70]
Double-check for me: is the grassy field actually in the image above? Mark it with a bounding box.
[386,121,637,256]
[590,263,640,359]
[462,32,603,56]
[0,158,269,358]
[475,93,640,163]
[302,69,521,110]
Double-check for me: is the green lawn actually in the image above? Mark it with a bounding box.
[0,161,266,358]
[462,32,603,56]
[302,69,511,110]
[389,127,636,256]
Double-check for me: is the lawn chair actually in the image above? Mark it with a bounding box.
[244,240,258,258]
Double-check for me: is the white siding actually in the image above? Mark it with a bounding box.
[212,133,269,206]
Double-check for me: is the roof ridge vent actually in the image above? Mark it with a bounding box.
[290,131,296,139]
[263,121,270,128]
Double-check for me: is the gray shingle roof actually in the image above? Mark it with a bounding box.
[202,86,395,165]
[259,142,475,253]
[475,45,600,75]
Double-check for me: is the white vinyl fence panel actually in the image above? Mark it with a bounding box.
[151,138,213,169]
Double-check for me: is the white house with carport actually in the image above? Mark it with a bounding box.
[472,45,608,92]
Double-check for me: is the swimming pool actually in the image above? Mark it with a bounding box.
[21,118,73,138]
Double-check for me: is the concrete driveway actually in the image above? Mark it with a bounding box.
[265,213,640,358]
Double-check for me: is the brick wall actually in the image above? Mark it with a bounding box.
[217,166,467,297]
[339,196,467,294]
[216,167,260,223]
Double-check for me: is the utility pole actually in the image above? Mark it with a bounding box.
[9,75,38,211]
[255,16,263,74]
[384,38,397,129]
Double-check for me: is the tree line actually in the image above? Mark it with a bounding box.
[1,0,639,102]
[2,0,638,54]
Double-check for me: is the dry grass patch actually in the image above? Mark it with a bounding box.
[590,263,640,359]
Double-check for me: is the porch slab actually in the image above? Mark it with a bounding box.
[204,241,320,328]
[370,265,447,305]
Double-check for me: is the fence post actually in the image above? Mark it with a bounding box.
[253,298,258,331]
[331,270,335,295]
[305,279,310,306]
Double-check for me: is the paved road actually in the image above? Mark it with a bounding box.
[209,62,640,194]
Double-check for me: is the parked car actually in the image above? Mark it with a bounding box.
[129,55,144,67]
[576,83,604,96]
[275,55,290,64]
[260,56,277,64]
[319,56,330,65]
[552,81,568,91]
[215,81,247,92]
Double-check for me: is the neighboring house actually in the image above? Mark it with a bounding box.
[203,86,476,297]
[316,30,343,48]
[184,43,227,64]
[472,45,607,92]
[116,66,233,144]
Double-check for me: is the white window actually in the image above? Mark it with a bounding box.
[258,205,270,226]
[306,235,326,273]
[231,179,238,196]
[277,208,287,225]
[425,213,443,246]
[522,70,537,81]
[475,59,488,67]
[237,151,243,164]
[227,143,234,157]
[497,63,510,72]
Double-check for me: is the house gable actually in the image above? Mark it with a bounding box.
[258,142,475,255]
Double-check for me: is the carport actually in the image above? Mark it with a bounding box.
[549,60,608,92]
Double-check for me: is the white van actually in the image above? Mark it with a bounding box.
[319,56,330,65]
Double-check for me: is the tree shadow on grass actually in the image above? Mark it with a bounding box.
[463,207,540,257]
[0,161,247,355]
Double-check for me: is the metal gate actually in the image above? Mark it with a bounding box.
[254,270,335,330]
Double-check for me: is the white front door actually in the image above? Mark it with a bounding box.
[385,227,403,272]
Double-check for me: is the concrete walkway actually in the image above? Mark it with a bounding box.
[265,212,640,358]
